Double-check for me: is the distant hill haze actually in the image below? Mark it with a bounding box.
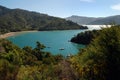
[0,5,87,34]
[66,15,120,25]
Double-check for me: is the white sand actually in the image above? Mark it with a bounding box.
[0,31,38,39]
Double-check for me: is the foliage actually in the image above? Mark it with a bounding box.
[0,39,64,80]
[70,25,120,80]
[71,29,99,44]
[0,5,87,34]
[1,25,120,80]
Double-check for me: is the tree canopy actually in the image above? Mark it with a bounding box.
[70,25,120,80]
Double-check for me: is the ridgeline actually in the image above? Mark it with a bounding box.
[0,5,87,34]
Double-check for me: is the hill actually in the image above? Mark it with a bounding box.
[0,5,87,34]
[66,15,99,25]
[70,25,120,80]
[66,15,120,25]
[71,30,99,44]
[88,15,120,25]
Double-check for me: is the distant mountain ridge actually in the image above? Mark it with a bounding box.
[0,5,87,34]
[66,15,120,25]
[88,15,120,25]
[66,15,100,25]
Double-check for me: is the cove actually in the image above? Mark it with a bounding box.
[7,30,86,56]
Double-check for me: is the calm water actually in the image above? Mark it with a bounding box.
[7,25,104,56]
[7,30,86,56]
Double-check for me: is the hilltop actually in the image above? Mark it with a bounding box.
[0,5,87,34]
[66,15,120,25]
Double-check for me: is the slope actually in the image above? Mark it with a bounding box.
[0,5,87,34]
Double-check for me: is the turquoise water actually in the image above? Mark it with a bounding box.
[7,30,86,56]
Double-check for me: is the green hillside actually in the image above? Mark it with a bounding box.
[70,25,120,80]
[0,5,87,34]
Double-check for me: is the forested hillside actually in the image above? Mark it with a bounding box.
[70,25,120,80]
[0,39,64,80]
[71,30,99,44]
[0,5,87,34]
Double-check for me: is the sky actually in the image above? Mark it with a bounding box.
[0,0,120,18]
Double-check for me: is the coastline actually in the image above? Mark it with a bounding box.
[0,31,38,39]
[0,28,88,39]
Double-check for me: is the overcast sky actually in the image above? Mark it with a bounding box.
[0,0,120,18]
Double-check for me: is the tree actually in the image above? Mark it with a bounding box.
[70,25,120,80]
[36,41,45,51]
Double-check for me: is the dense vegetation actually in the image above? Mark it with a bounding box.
[71,29,100,44]
[1,25,120,80]
[70,25,120,80]
[0,39,64,80]
[0,5,87,34]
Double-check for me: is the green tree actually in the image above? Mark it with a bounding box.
[70,25,120,80]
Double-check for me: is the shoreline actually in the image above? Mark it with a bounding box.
[0,28,89,39]
[0,30,38,39]
[0,29,88,39]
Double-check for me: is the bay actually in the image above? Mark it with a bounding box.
[7,30,86,56]
[7,25,106,56]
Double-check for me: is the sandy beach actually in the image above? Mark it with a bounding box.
[0,31,38,39]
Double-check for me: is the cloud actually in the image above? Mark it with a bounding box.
[80,0,94,2]
[111,4,120,10]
